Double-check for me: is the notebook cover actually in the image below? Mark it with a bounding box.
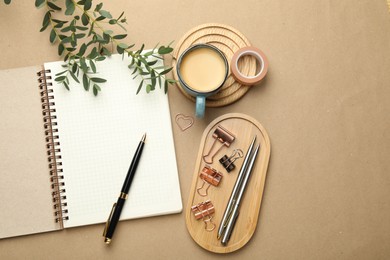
[0,66,61,239]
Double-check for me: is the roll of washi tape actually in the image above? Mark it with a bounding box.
[230,46,269,86]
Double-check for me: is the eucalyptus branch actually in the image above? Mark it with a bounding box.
[3,0,176,96]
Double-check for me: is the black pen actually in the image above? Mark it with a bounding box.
[103,133,146,244]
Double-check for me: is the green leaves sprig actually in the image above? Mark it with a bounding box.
[4,0,176,95]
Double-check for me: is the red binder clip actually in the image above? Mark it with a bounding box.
[196,165,223,197]
[191,200,216,232]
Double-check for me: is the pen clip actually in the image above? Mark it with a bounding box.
[103,203,117,237]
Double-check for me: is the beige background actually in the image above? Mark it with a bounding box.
[1,0,390,259]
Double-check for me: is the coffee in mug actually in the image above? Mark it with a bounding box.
[177,44,228,118]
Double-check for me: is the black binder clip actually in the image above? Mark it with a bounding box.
[203,125,235,164]
[191,200,216,232]
[196,165,223,197]
[219,149,244,173]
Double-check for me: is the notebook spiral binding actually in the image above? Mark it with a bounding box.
[37,69,69,228]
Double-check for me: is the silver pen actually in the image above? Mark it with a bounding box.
[221,144,260,246]
[217,136,257,240]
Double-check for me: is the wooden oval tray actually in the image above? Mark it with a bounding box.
[172,23,258,107]
[185,113,271,253]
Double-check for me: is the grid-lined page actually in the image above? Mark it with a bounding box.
[45,54,182,228]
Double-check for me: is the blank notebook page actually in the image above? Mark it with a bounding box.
[45,54,182,228]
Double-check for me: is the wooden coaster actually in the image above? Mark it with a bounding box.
[172,23,258,107]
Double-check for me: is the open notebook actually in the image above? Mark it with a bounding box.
[0,54,182,239]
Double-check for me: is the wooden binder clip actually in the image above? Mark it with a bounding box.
[197,165,223,197]
[219,149,244,173]
[203,125,235,164]
[191,200,216,232]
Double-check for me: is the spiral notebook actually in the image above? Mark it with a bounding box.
[0,54,182,239]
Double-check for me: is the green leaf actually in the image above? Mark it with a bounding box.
[104,30,113,35]
[63,81,70,91]
[65,0,75,16]
[61,26,72,33]
[84,0,92,11]
[136,79,144,94]
[61,36,71,44]
[88,47,98,59]
[135,44,145,55]
[117,46,124,54]
[160,67,173,75]
[72,63,77,73]
[147,60,158,66]
[80,58,88,72]
[89,59,96,73]
[47,2,61,11]
[82,74,89,91]
[151,70,156,90]
[90,77,106,83]
[113,34,127,40]
[81,13,89,26]
[75,33,86,39]
[164,80,168,94]
[99,10,112,19]
[87,23,94,37]
[166,79,177,84]
[143,50,154,57]
[109,19,117,25]
[158,46,173,55]
[103,34,110,44]
[146,84,152,93]
[95,56,106,61]
[117,43,129,49]
[78,43,87,56]
[4,0,11,5]
[76,26,88,31]
[49,29,56,43]
[40,23,50,32]
[93,84,100,96]
[117,11,125,20]
[58,43,65,56]
[42,11,51,28]
[95,2,103,12]
[96,16,105,21]
[55,76,66,82]
[52,19,67,24]
[54,22,65,29]
[35,0,45,8]
[102,47,111,56]
[69,71,80,83]
[55,70,67,76]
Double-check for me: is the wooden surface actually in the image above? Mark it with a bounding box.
[172,23,258,107]
[185,113,271,253]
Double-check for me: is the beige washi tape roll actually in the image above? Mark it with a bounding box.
[230,46,268,85]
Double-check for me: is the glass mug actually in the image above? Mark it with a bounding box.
[176,44,228,118]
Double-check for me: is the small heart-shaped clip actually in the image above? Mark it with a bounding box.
[175,113,194,131]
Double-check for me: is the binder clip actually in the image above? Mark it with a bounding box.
[219,149,244,173]
[196,165,223,197]
[191,200,216,232]
[203,125,235,164]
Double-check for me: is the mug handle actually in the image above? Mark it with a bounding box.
[195,96,206,118]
